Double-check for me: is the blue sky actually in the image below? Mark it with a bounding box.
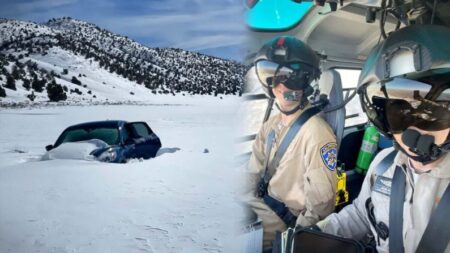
[0,0,247,61]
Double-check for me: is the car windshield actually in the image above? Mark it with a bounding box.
[56,127,119,146]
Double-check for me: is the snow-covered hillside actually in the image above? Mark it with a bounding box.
[0,17,245,105]
[0,97,246,253]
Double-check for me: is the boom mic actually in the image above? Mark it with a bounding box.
[401,129,449,164]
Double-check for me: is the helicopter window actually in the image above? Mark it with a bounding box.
[238,67,265,154]
[335,69,368,127]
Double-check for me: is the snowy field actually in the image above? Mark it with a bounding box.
[0,96,246,253]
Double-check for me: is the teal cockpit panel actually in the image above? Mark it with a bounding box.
[246,0,314,31]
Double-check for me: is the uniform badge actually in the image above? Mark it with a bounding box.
[320,142,337,171]
[373,176,392,196]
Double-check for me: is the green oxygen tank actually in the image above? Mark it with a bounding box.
[355,124,380,174]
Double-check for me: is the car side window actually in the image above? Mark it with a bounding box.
[128,123,152,138]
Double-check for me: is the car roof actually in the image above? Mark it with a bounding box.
[66,120,127,130]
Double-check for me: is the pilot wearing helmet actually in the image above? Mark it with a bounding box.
[315,25,450,253]
[243,36,338,251]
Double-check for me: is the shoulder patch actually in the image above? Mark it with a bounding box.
[320,142,337,171]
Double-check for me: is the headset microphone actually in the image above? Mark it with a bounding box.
[401,129,450,164]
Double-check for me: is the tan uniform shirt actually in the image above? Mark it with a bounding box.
[244,107,338,250]
[318,148,450,253]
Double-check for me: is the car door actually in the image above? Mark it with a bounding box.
[124,122,162,159]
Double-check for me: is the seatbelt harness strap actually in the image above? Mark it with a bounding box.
[257,106,321,227]
[375,150,397,176]
[257,130,275,198]
[269,106,321,173]
[389,165,406,253]
[263,194,297,227]
[262,130,276,184]
[389,162,450,253]
[416,183,450,253]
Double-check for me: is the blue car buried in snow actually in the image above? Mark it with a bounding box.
[44,120,162,163]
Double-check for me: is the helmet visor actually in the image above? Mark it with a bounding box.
[361,77,450,134]
[255,60,315,90]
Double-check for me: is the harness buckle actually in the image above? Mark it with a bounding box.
[257,178,269,198]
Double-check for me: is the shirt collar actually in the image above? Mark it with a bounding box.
[400,152,450,179]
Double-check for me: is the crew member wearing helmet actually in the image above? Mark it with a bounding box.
[244,36,338,250]
[316,25,450,253]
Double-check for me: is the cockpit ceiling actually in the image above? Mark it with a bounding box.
[306,4,399,61]
[246,4,400,66]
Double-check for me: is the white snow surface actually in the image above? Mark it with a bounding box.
[0,96,245,253]
[41,139,108,161]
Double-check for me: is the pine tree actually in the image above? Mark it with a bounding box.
[47,80,67,102]
[23,79,31,90]
[32,78,45,92]
[0,86,6,97]
[1,67,7,75]
[27,91,36,101]
[5,75,16,90]
[71,76,82,85]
